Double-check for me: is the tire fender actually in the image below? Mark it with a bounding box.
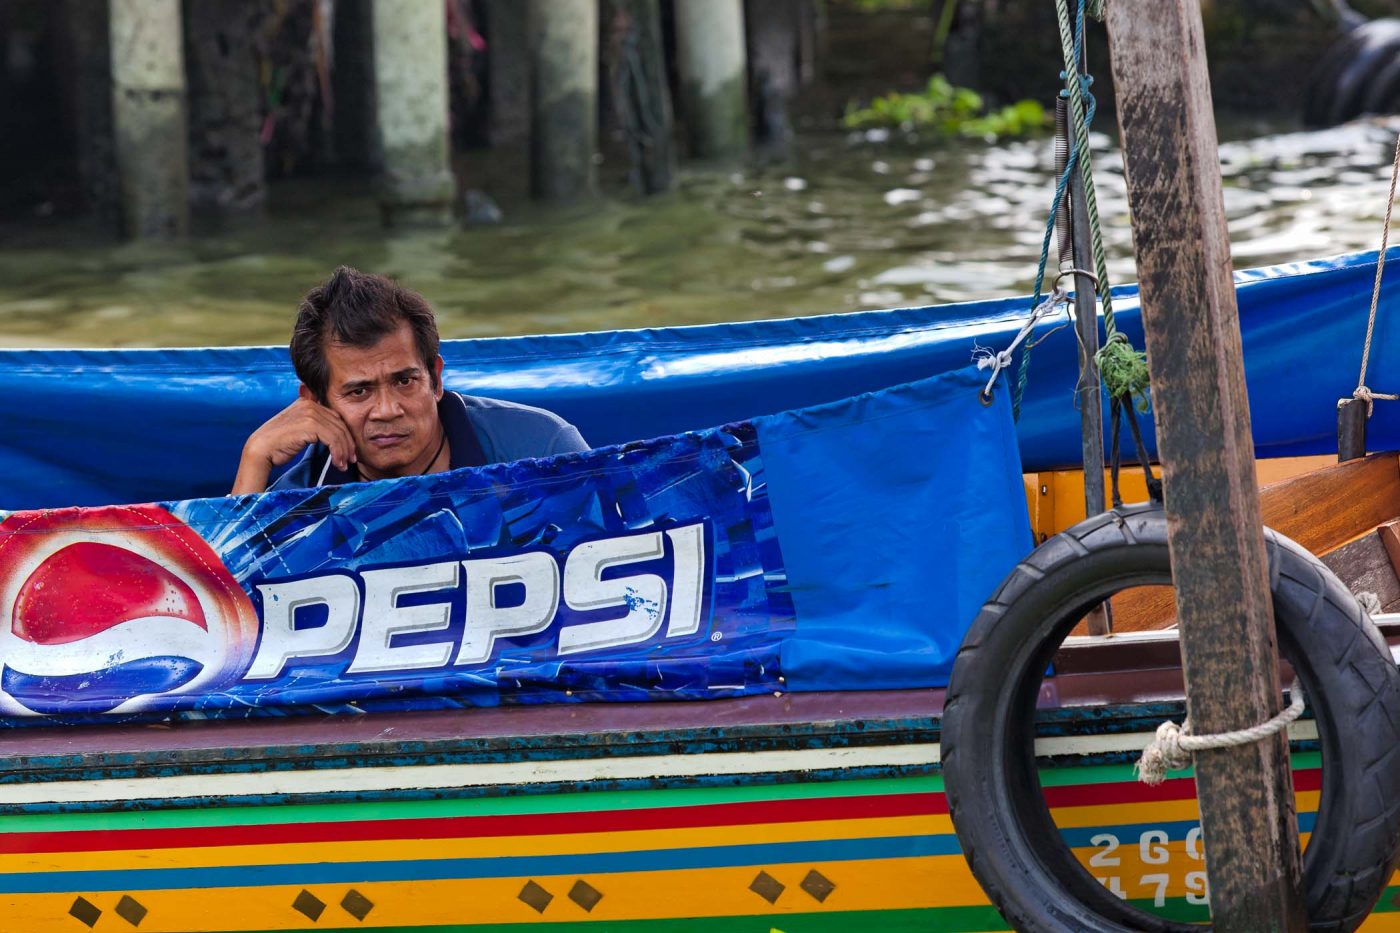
[942,503,1400,932]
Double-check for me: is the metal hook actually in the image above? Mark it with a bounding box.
[1053,267,1100,292]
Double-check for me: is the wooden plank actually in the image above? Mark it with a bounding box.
[1094,583,1176,634]
[1320,531,1400,611]
[1378,519,1400,579]
[1104,1,1307,928]
[1093,455,1400,633]
[1258,452,1400,556]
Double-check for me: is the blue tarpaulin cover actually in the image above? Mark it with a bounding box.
[0,368,1029,721]
[0,249,1393,511]
[0,248,1384,719]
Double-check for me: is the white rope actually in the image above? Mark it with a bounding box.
[1348,130,1400,416]
[1348,385,1400,418]
[1135,679,1306,786]
[975,286,1068,399]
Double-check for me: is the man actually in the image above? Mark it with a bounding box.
[231,266,588,495]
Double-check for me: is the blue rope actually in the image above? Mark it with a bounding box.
[1012,0,1094,421]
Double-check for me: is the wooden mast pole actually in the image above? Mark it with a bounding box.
[1102,2,1307,929]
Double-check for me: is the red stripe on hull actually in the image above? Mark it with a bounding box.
[0,792,948,856]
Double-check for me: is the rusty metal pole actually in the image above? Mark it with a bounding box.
[1064,68,1111,634]
[1103,2,1307,930]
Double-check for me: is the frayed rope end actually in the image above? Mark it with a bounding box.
[1135,720,1192,786]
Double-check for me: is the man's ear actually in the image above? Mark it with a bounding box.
[433,355,445,400]
[298,384,316,403]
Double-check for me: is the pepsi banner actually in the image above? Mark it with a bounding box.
[0,367,1029,724]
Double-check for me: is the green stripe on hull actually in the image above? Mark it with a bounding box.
[1368,884,1400,912]
[1036,751,1320,787]
[245,907,1003,933]
[1124,897,1212,923]
[0,775,945,834]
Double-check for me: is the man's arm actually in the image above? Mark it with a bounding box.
[231,392,357,495]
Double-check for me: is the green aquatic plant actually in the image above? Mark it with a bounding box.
[843,75,1049,140]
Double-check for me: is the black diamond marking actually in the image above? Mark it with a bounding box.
[800,869,836,903]
[341,889,374,921]
[68,897,101,928]
[518,880,554,913]
[568,879,603,912]
[292,889,326,921]
[749,871,785,904]
[115,894,148,926]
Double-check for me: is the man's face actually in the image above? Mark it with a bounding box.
[314,322,445,480]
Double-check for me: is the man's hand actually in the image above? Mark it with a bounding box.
[230,391,357,495]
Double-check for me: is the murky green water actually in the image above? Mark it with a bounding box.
[1,119,1398,348]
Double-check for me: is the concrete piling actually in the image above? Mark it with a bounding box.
[108,0,189,238]
[184,0,264,213]
[371,0,455,225]
[529,0,599,201]
[674,0,749,162]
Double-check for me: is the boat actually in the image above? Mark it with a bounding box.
[4,249,1400,931]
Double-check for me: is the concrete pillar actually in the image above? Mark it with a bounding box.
[372,0,454,225]
[183,0,264,213]
[108,0,189,238]
[483,0,531,201]
[333,0,380,172]
[55,0,120,228]
[607,0,674,194]
[529,0,599,201]
[674,0,748,161]
[746,0,801,161]
[942,0,982,90]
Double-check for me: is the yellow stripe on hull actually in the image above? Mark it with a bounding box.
[0,814,951,875]
[1050,789,1319,829]
[0,856,978,932]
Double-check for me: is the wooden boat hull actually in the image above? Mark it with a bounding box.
[1,686,1390,931]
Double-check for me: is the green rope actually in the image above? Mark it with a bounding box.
[1098,338,1151,407]
[1053,0,1151,412]
[1086,0,1106,21]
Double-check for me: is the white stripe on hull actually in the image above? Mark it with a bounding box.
[0,719,1319,806]
[0,743,942,806]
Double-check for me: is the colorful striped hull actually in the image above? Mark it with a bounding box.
[3,745,1394,932]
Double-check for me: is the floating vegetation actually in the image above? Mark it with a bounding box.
[843,75,1049,140]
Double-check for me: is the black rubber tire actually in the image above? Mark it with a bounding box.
[1304,20,1400,126]
[942,503,1400,932]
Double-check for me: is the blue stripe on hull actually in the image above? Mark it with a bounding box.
[0,833,959,894]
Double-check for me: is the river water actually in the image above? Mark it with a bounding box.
[1,118,1397,348]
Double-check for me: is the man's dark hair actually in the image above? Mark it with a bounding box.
[290,266,441,402]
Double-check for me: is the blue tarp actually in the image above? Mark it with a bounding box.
[0,249,1391,510]
[0,368,1028,720]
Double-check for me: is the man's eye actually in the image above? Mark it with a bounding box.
[349,387,368,397]
[397,375,416,386]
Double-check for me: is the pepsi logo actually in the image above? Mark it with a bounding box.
[0,505,258,716]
